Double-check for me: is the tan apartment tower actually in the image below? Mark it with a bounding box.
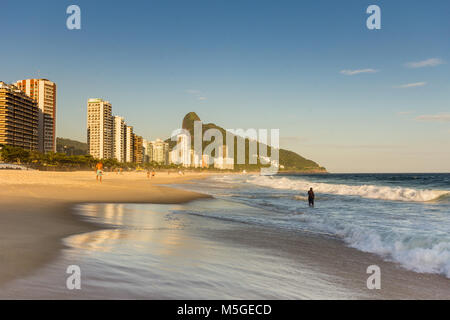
[87,99,113,159]
[15,79,56,153]
[0,82,39,150]
[133,134,144,164]
[113,116,126,162]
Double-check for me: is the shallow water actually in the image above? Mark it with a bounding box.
[0,201,369,299]
[172,173,450,278]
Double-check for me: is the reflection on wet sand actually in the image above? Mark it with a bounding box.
[68,203,208,260]
[0,200,387,299]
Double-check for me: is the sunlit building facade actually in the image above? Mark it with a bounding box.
[113,116,126,162]
[87,98,113,159]
[148,139,169,165]
[0,82,39,150]
[15,79,56,153]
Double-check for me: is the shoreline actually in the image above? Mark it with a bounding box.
[0,170,214,286]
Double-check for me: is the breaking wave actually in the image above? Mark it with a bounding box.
[248,176,449,202]
[317,221,450,278]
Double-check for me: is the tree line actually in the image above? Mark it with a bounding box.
[0,145,183,171]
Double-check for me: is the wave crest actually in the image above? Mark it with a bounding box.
[248,176,449,202]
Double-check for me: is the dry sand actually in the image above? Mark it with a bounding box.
[0,169,212,286]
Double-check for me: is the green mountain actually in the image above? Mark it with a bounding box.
[170,112,326,172]
[56,137,88,155]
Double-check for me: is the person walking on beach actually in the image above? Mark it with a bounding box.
[96,161,104,183]
[307,187,315,207]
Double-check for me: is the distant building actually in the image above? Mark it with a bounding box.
[202,154,210,168]
[190,149,202,168]
[168,149,175,165]
[148,139,169,165]
[174,133,191,167]
[113,116,126,162]
[87,98,113,159]
[142,139,150,163]
[214,145,234,170]
[133,134,144,164]
[125,126,134,163]
[0,82,38,150]
[15,79,57,153]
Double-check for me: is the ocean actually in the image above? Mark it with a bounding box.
[176,173,450,278]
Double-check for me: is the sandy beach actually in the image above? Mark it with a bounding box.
[0,169,212,286]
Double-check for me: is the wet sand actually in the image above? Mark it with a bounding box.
[1,199,448,299]
[0,170,212,286]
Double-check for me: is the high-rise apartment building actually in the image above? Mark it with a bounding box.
[87,99,113,159]
[148,139,169,165]
[0,82,39,150]
[214,145,234,170]
[125,126,134,163]
[15,79,56,153]
[113,116,126,162]
[133,134,144,164]
[143,139,150,163]
[171,133,191,167]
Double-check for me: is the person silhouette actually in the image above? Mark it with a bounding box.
[307,187,315,207]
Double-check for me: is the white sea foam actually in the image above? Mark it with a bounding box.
[177,200,450,278]
[337,225,450,277]
[248,175,449,202]
[203,175,450,278]
[291,209,450,278]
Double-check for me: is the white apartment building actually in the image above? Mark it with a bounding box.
[214,145,234,170]
[15,79,57,153]
[125,126,134,163]
[113,116,126,162]
[87,98,113,159]
[148,139,169,165]
[171,133,191,167]
[190,149,202,168]
[143,139,150,163]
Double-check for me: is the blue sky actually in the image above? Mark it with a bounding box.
[1,0,449,172]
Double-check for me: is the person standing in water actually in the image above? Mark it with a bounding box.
[307,187,315,207]
[95,161,104,183]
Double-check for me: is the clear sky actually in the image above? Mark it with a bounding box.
[1,0,449,172]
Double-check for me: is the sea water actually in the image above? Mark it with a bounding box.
[171,173,450,278]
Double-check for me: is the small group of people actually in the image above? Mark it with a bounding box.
[95,161,157,182]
